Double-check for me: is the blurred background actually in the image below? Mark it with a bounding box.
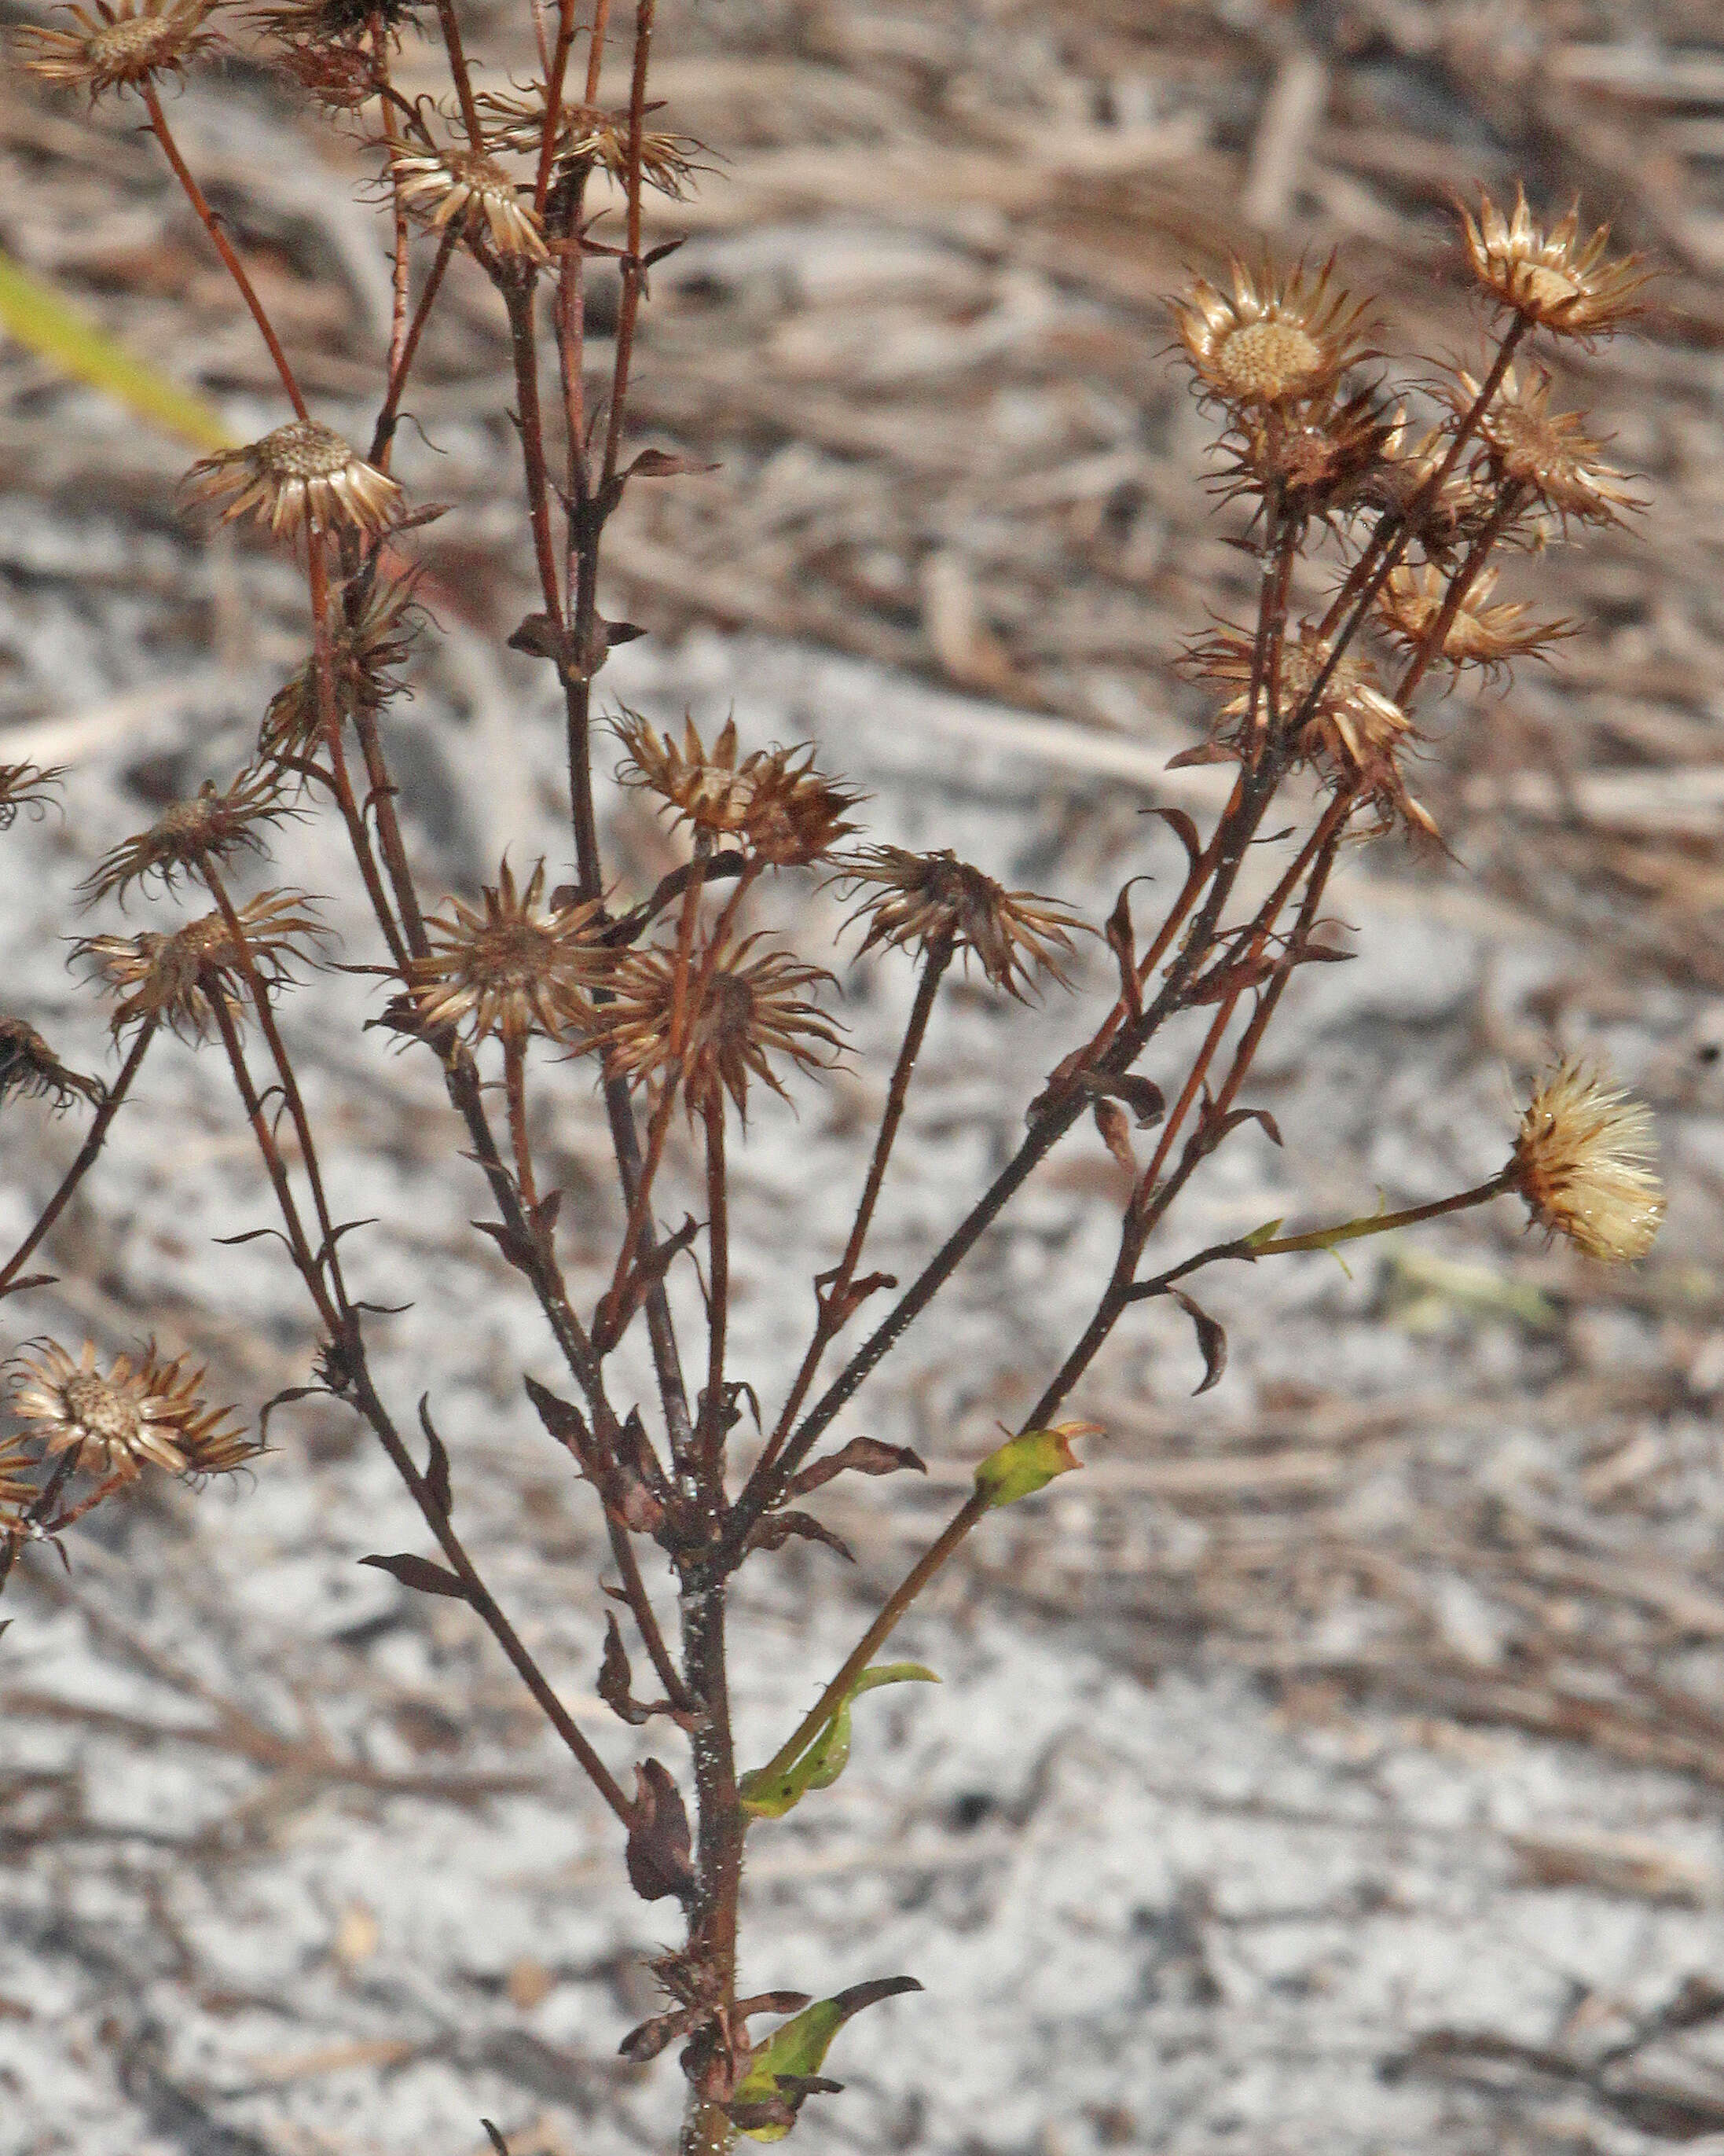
[6,2,1724,2152]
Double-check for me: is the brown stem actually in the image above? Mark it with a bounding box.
[0,1021,156,1296]
[698,1096,728,1477]
[679,1581,745,2156]
[534,0,580,213]
[501,280,567,625]
[432,0,487,154]
[585,0,613,101]
[369,227,460,473]
[141,86,307,421]
[599,0,655,490]
[1392,488,1525,707]
[751,936,952,1487]
[504,1034,539,1210]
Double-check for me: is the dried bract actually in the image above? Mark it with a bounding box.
[186,421,403,543]
[0,1018,104,1113]
[252,0,420,42]
[260,576,417,764]
[416,859,609,1048]
[1218,387,1394,529]
[478,90,702,198]
[0,1432,36,1530]
[1459,186,1645,342]
[19,0,218,100]
[9,1339,244,1479]
[0,762,62,828]
[1458,364,1641,531]
[616,714,860,865]
[79,891,325,1041]
[592,934,843,1117]
[1377,566,1568,684]
[1173,258,1371,411]
[833,847,1083,998]
[83,767,295,905]
[1509,1059,1663,1263]
[391,146,548,261]
[1364,413,1506,562]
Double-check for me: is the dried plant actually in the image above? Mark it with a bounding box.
[2,5,1667,2150]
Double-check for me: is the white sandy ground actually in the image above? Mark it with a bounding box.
[4,580,1724,2154]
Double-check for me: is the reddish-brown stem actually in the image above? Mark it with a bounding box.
[432,0,486,154]
[698,1096,728,1478]
[752,936,953,1487]
[0,1019,156,1297]
[141,86,307,421]
[501,281,568,626]
[369,227,460,474]
[503,1035,540,1210]
[599,0,655,490]
[585,0,613,101]
[534,0,581,213]
[1392,488,1525,707]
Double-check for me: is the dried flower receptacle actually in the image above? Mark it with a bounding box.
[79,892,326,1041]
[416,860,610,1048]
[0,1018,104,1113]
[1172,257,1372,411]
[83,769,295,905]
[186,421,403,543]
[833,847,1083,999]
[20,0,217,100]
[616,714,861,866]
[390,147,548,262]
[1460,185,1645,342]
[9,1339,244,1479]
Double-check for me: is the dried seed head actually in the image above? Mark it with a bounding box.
[1364,413,1506,562]
[1218,387,1395,528]
[1172,257,1372,411]
[9,1339,243,1479]
[1459,186,1645,343]
[591,932,844,1118]
[1188,624,1436,838]
[83,767,295,905]
[1376,565,1570,685]
[252,0,421,43]
[78,890,325,1041]
[477,89,702,198]
[272,34,383,107]
[615,714,860,865]
[1457,363,1642,531]
[0,1018,104,1114]
[416,859,610,1047]
[831,847,1084,998]
[185,421,403,544]
[0,762,63,829]
[1509,1059,1663,1263]
[19,0,218,100]
[390,146,547,260]
[260,576,417,765]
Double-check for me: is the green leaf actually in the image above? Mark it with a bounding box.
[739,1664,937,1820]
[0,251,234,453]
[972,1420,1096,1510]
[732,1978,923,2141]
[1242,1217,1285,1250]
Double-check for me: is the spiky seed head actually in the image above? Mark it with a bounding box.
[19,0,218,99]
[1509,1059,1663,1262]
[9,1339,242,1479]
[78,891,325,1041]
[1456,363,1642,532]
[415,859,610,1048]
[615,713,860,865]
[476,89,702,198]
[0,1018,104,1114]
[185,421,403,544]
[1218,387,1395,527]
[1376,566,1570,685]
[260,576,417,765]
[390,147,547,261]
[590,933,844,1119]
[831,847,1084,998]
[0,762,63,829]
[1172,257,1372,411]
[1459,186,1645,343]
[1364,413,1506,562]
[83,768,295,905]
[1187,624,1436,839]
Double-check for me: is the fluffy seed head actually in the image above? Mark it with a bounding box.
[1377,566,1569,685]
[9,1339,244,1479]
[415,860,610,1048]
[1172,257,1372,410]
[1459,186,1645,342]
[1458,364,1641,531]
[1510,1059,1663,1262]
[185,421,403,544]
[0,1018,104,1114]
[78,891,325,1041]
[19,0,218,99]
[831,847,1084,998]
[390,147,547,260]
[0,762,63,829]
[83,767,295,905]
[615,714,860,865]
[590,932,844,1118]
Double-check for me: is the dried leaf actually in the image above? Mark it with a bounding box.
[625,1758,695,1904]
[746,1511,856,1563]
[787,1438,926,1497]
[1093,1096,1136,1173]
[1168,1288,1227,1395]
[358,1552,471,1601]
[417,1394,453,1519]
